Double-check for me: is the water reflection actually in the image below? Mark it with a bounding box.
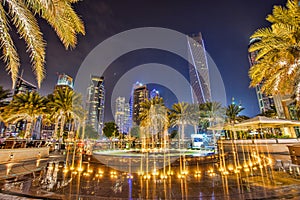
[1,146,300,199]
[0,155,296,199]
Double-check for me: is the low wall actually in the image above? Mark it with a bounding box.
[218,139,300,155]
[0,147,49,163]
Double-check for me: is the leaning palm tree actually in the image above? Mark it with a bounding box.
[2,91,46,138]
[0,0,85,87]
[47,87,84,139]
[249,0,300,103]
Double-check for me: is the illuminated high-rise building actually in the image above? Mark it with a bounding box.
[131,82,148,125]
[115,97,130,134]
[150,89,160,99]
[187,33,211,104]
[14,76,37,95]
[248,38,278,114]
[12,76,37,135]
[86,75,105,135]
[55,73,74,90]
[248,38,293,119]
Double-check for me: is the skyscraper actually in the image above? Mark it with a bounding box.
[150,89,160,99]
[86,75,105,135]
[14,76,37,95]
[12,76,37,135]
[55,73,74,90]
[248,38,292,119]
[131,82,148,125]
[187,33,211,104]
[115,97,130,134]
[248,38,275,114]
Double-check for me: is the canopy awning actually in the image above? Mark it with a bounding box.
[208,116,300,131]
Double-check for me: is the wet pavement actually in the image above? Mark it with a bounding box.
[0,152,300,199]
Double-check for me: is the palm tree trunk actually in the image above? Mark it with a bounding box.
[54,117,59,140]
[25,120,32,138]
[60,115,66,138]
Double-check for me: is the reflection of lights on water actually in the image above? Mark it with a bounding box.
[160,174,168,179]
[138,171,144,176]
[152,169,159,176]
[167,171,174,176]
[194,170,201,178]
[143,174,151,179]
[110,171,118,178]
[127,174,133,179]
[36,159,40,167]
[6,163,13,175]
[63,167,69,173]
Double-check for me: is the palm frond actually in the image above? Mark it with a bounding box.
[28,0,85,49]
[0,4,20,87]
[5,0,46,87]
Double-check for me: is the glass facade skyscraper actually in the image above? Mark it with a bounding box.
[248,38,276,114]
[131,82,148,126]
[115,97,130,134]
[187,33,211,104]
[86,75,105,135]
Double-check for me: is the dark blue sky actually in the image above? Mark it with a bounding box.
[0,0,286,120]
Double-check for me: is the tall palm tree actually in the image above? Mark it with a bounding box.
[0,0,85,87]
[225,104,245,124]
[249,0,300,103]
[170,102,198,174]
[169,102,197,144]
[200,101,225,128]
[3,91,46,138]
[139,97,165,127]
[47,87,84,139]
[200,101,225,144]
[139,97,168,146]
[225,104,245,139]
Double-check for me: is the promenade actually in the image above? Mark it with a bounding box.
[0,151,65,181]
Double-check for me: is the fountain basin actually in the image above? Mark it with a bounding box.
[93,149,214,173]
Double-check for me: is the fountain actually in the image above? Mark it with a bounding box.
[93,103,213,174]
[2,106,300,199]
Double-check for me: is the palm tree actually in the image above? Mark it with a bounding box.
[3,91,46,138]
[47,88,84,139]
[0,86,11,121]
[0,0,85,87]
[199,101,225,145]
[225,104,245,124]
[225,104,245,139]
[139,97,165,126]
[200,101,225,128]
[170,102,198,174]
[0,86,11,107]
[139,97,168,147]
[169,102,197,146]
[248,0,300,103]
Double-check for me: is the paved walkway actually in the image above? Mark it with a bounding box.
[0,152,65,181]
[0,193,38,200]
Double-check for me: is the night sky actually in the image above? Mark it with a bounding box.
[0,0,287,121]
